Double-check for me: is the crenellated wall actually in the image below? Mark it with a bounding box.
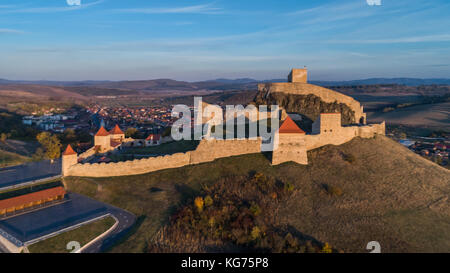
[78,147,96,160]
[272,114,385,165]
[66,152,191,177]
[64,69,386,177]
[190,138,262,164]
[65,138,263,177]
[65,121,385,177]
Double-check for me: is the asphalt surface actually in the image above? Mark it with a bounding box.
[0,192,136,253]
[0,193,109,245]
[0,159,136,253]
[0,159,62,189]
[81,205,136,253]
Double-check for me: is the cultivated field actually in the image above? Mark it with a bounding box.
[367,102,450,130]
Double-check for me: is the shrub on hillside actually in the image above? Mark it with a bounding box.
[322,184,343,197]
[194,197,204,212]
[148,173,331,253]
[342,153,356,163]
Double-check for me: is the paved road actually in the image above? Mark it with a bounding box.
[0,192,136,253]
[0,159,61,189]
[81,205,136,253]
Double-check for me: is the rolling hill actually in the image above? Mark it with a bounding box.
[65,136,450,253]
[2,77,450,89]
[367,101,450,130]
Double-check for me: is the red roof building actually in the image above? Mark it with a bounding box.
[110,140,122,148]
[279,116,305,134]
[0,187,66,215]
[63,145,77,156]
[95,126,110,137]
[146,134,161,141]
[109,124,124,135]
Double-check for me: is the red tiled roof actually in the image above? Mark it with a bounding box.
[279,116,305,134]
[63,145,77,156]
[110,140,121,148]
[0,187,66,210]
[146,134,161,141]
[95,126,110,137]
[109,124,124,135]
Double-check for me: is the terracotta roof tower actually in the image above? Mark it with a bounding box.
[63,144,77,156]
[95,126,110,137]
[278,116,305,134]
[109,124,124,135]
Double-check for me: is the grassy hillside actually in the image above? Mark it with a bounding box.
[65,136,450,253]
[0,149,31,168]
[28,216,115,253]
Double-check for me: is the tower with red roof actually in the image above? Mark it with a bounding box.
[272,116,308,165]
[94,126,111,152]
[109,124,125,142]
[62,144,78,176]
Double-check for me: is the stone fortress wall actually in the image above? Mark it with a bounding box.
[257,68,366,124]
[65,139,262,177]
[63,68,385,178]
[257,82,366,124]
[64,118,384,177]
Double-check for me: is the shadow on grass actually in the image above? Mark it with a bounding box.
[101,215,146,253]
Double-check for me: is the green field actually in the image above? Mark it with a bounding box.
[28,216,116,253]
[65,136,450,253]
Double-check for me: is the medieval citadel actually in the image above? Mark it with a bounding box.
[62,69,385,178]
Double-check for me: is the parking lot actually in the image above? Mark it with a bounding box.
[0,193,110,246]
[0,159,61,190]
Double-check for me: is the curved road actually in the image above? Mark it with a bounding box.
[81,205,136,253]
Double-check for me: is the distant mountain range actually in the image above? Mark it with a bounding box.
[310,78,450,86]
[0,77,449,91]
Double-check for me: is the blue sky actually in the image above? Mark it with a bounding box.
[0,0,449,81]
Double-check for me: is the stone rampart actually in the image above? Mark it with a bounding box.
[66,138,262,177]
[258,82,366,123]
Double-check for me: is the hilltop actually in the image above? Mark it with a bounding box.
[65,136,450,253]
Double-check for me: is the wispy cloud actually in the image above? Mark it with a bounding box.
[0,28,24,34]
[113,3,223,15]
[1,0,104,13]
[329,34,450,44]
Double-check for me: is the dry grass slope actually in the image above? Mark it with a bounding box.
[65,136,450,253]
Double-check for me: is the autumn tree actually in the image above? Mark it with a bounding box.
[61,128,77,144]
[0,133,7,143]
[125,128,142,139]
[36,132,62,163]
